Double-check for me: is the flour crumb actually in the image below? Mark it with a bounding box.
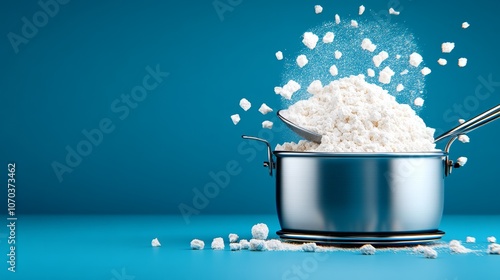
[462,22,470,29]
[211,237,225,250]
[360,244,376,255]
[229,233,239,243]
[258,103,273,115]
[329,65,339,76]
[252,223,269,240]
[409,52,423,67]
[456,156,468,166]
[229,243,241,251]
[190,239,205,250]
[302,32,319,50]
[274,86,282,95]
[239,239,250,250]
[302,243,318,252]
[367,68,375,77]
[396,84,404,92]
[487,236,497,243]
[280,80,301,99]
[359,5,365,15]
[323,32,335,43]
[296,54,309,68]
[449,240,472,253]
[442,42,455,53]
[335,14,340,24]
[437,58,447,66]
[351,20,359,28]
[466,236,476,243]
[239,98,251,111]
[307,80,324,95]
[400,69,409,75]
[389,8,400,15]
[458,119,465,124]
[414,97,424,107]
[373,51,389,67]
[249,239,267,251]
[151,238,161,247]
[231,114,240,125]
[458,58,468,67]
[422,247,438,259]
[487,244,500,254]
[266,239,284,251]
[314,5,323,14]
[396,54,401,59]
[379,66,395,84]
[262,120,273,129]
[361,38,377,52]
[335,50,343,59]
[275,51,283,60]
[421,67,432,76]
[458,134,470,143]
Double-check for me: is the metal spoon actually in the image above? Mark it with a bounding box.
[278,104,500,144]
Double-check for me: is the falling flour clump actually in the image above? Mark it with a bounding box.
[437,58,447,66]
[262,121,273,129]
[466,236,476,243]
[151,238,161,247]
[458,58,468,67]
[396,84,404,92]
[258,103,273,115]
[307,80,323,95]
[487,236,497,243]
[379,66,395,84]
[239,98,251,111]
[373,51,389,67]
[211,237,225,250]
[351,20,359,28]
[302,32,319,50]
[414,97,425,107]
[190,239,205,250]
[230,114,240,125]
[389,8,400,15]
[323,32,334,43]
[359,5,365,15]
[361,38,377,52]
[462,22,470,29]
[409,52,423,67]
[275,51,283,60]
[367,68,375,77]
[335,14,340,24]
[296,55,309,68]
[276,75,437,152]
[314,5,323,14]
[421,67,432,76]
[442,42,455,53]
[329,65,339,76]
[456,156,468,166]
[335,50,343,59]
[458,134,470,143]
[360,244,376,255]
[229,233,239,243]
[252,223,269,240]
[277,80,301,100]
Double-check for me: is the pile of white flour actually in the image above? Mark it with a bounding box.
[276,75,437,152]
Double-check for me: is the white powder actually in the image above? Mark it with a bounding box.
[258,103,273,115]
[421,67,432,76]
[359,5,365,15]
[360,244,376,255]
[151,238,161,247]
[302,243,318,252]
[323,32,335,43]
[442,42,455,53]
[414,97,425,107]
[239,239,250,250]
[487,236,497,243]
[487,244,500,254]
[456,156,468,166]
[396,54,401,59]
[437,58,447,66]
[296,54,309,68]
[190,239,205,250]
[276,75,436,152]
[373,51,389,67]
[351,20,359,28]
[466,236,476,243]
[422,247,438,259]
[279,80,301,99]
[229,233,239,243]
[239,98,251,111]
[400,69,409,75]
[361,38,377,52]
[307,80,323,95]
[389,8,400,15]
[314,5,323,14]
[462,22,470,29]
[449,240,472,253]
[458,134,470,143]
[335,14,340,24]
[334,50,343,59]
[409,52,423,67]
[458,119,465,124]
[266,239,284,251]
[230,114,240,125]
[249,239,267,251]
[251,223,269,240]
[379,66,395,84]
[275,51,283,60]
[396,84,404,92]
[211,237,225,250]
[458,58,468,67]
[329,65,339,76]
[230,243,241,251]
[367,68,375,77]
[262,120,273,129]
[274,86,282,94]
[302,32,319,50]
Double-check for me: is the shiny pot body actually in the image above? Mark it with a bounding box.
[275,151,447,233]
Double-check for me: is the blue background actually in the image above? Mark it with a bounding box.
[2,0,500,216]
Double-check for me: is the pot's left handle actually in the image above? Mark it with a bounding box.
[242,135,275,176]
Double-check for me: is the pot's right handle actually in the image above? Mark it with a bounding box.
[242,135,275,176]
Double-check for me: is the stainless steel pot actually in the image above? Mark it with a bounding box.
[242,105,500,243]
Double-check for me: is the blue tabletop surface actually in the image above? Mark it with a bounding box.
[1,215,499,280]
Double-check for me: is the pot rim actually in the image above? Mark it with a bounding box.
[274,150,446,158]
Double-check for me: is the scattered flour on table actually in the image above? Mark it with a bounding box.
[360,244,376,255]
[239,239,250,250]
[230,243,242,251]
[487,244,500,254]
[302,243,318,252]
[275,75,437,152]
[252,223,269,240]
[487,236,497,243]
[449,240,472,254]
[249,239,267,251]
[190,239,205,250]
[211,237,225,250]
[466,236,476,243]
